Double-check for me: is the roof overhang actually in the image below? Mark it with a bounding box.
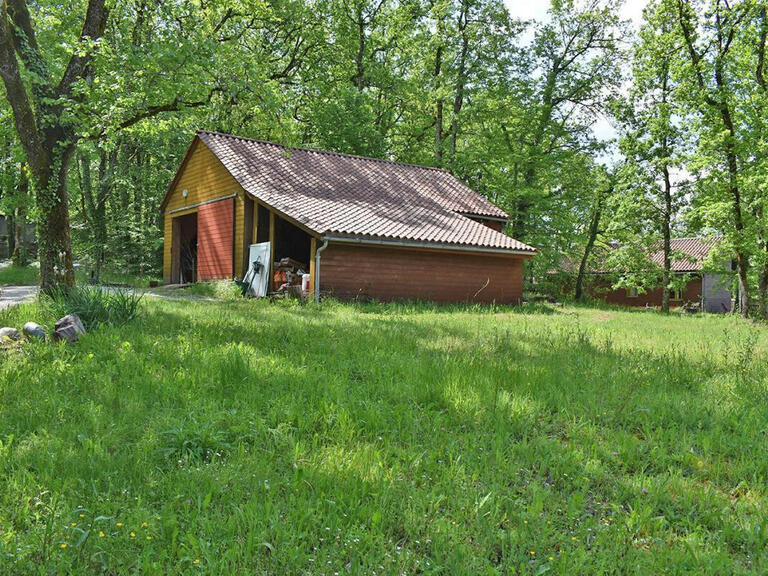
[323,234,536,257]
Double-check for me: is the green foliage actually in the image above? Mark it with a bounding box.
[1,298,768,573]
[41,286,143,329]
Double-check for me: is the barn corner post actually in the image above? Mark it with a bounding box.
[314,238,329,302]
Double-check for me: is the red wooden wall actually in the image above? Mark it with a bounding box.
[197,200,234,280]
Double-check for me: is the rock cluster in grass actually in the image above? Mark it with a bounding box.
[0,314,86,345]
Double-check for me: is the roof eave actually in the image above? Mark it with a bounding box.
[323,233,536,257]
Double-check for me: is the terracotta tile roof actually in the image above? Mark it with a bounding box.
[196,131,535,254]
[649,236,723,272]
[550,237,724,275]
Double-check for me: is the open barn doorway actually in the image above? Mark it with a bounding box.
[252,204,314,294]
[171,212,198,284]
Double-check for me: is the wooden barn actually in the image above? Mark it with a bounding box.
[161,131,536,304]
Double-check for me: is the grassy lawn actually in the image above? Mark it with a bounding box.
[0,262,161,288]
[0,264,39,286]
[1,298,767,574]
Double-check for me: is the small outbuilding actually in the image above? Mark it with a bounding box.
[161,131,536,304]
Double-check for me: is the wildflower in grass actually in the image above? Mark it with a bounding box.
[141,522,148,528]
[548,556,554,561]
[194,558,201,565]
[60,543,67,549]
[130,531,136,538]
[79,514,85,519]
[529,551,535,556]
[146,535,152,540]
[523,520,528,524]
[116,522,123,527]
[697,460,704,468]
[571,536,577,541]
[99,531,105,538]
[70,522,77,527]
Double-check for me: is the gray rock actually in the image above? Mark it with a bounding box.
[22,322,45,340]
[53,314,86,343]
[0,327,20,341]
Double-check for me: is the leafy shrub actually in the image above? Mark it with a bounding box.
[158,421,233,465]
[41,286,144,329]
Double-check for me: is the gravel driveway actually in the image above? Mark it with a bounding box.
[0,285,38,310]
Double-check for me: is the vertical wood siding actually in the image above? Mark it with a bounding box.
[197,199,234,280]
[163,141,246,282]
[320,243,525,304]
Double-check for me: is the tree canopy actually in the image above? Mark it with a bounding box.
[0,0,766,316]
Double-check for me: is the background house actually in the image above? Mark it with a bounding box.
[161,131,536,304]
[597,237,733,312]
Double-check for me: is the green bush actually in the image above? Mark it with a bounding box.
[41,286,144,329]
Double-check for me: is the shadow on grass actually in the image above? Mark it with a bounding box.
[2,298,766,573]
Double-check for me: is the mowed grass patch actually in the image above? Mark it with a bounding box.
[1,299,767,574]
[0,264,39,286]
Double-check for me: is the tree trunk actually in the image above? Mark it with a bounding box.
[758,240,768,318]
[661,164,672,313]
[11,169,28,266]
[36,145,76,293]
[92,147,115,282]
[433,11,445,166]
[12,205,27,266]
[448,0,469,166]
[575,185,607,301]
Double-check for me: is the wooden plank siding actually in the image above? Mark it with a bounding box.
[197,199,235,280]
[319,243,526,304]
[163,142,247,282]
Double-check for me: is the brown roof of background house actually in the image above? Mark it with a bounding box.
[194,131,535,254]
[650,236,723,272]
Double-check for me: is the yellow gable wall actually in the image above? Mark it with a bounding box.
[162,140,247,282]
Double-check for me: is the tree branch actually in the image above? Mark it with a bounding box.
[0,1,45,177]
[6,0,49,91]
[56,0,109,98]
[98,88,221,137]
[676,0,718,107]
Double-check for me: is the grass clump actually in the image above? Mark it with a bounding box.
[1,300,767,574]
[41,286,144,329]
[182,280,242,299]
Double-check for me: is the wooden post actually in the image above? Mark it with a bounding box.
[269,210,275,291]
[252,201,259,242]
[309,237,317,294]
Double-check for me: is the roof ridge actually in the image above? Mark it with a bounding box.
[669,235,722,241]
[196,130,450,174]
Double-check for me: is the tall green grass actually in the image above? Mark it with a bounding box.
[1,300,767,574]
[41,286,144,329]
